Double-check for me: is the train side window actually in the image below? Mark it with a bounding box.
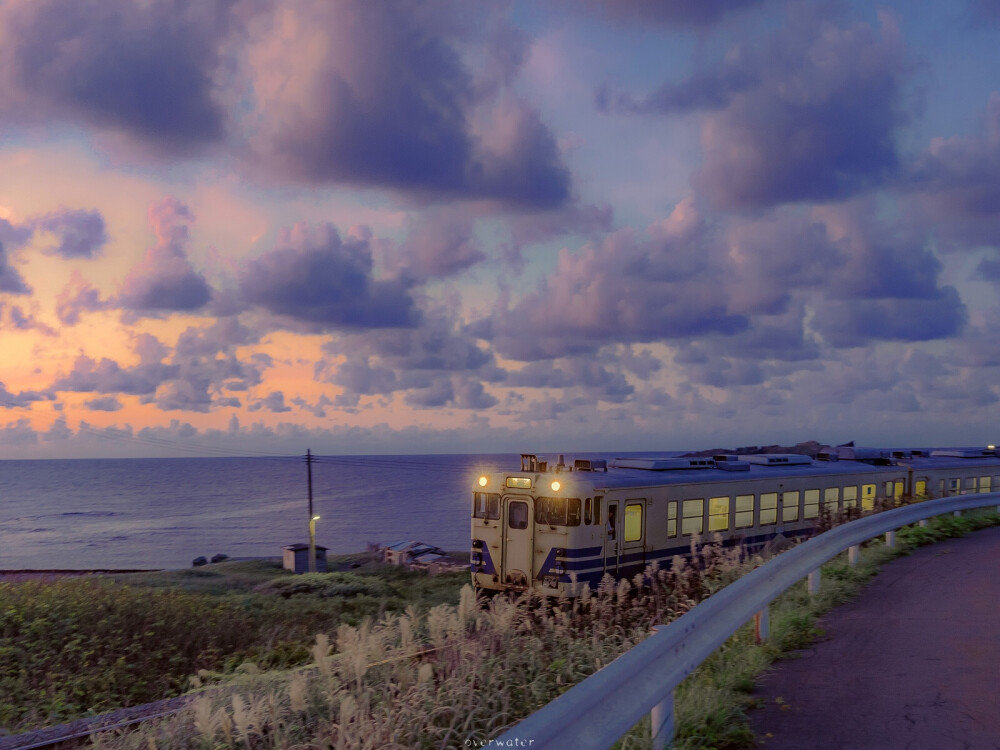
[594,497,602,526]
[667,501,677,537]
[584,498,592,525]
[734,494,754,528]
[708,497,730,531]
[682,499,704,535]
[606,502,617,541]
[782,491,800,522]
[509,501,528,530]
[861,484,876,510]
[939,479,946,496]
[981,477,992,493]
[914,480,927,499]
[843,486,858,509]
[994,476,1000,493]
[894,482,904,501]
[624,503,643,542]
[803,489,820,519]
[948,478,960,495]
[759,493,777,525]
[964,477,977,494]
[824,487,839,513]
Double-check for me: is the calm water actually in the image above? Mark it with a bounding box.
[0,454,521,570]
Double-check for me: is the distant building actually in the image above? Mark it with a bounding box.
[377,540,465,574]
[283,543,328,574]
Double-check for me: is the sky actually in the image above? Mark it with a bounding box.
[1,0,999,459]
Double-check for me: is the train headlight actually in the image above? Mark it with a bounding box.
[478,475,489,487]
[550,480,561,492]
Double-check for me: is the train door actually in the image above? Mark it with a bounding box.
[502,496,533,588]
[621,499,646,578]
[605,501,619,578]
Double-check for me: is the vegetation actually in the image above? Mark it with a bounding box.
[2,511,997,748]
[0,556,466,733]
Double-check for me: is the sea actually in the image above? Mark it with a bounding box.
[0,451,668,571]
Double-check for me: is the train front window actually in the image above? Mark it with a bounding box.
[759,493,777,525]
[735,494,754,529]
[783,491,800,522]
[508,501,528,530]
[473,493,500,519]
[708,497,730,531]
[682,499,704,535]
[535,497,581,527]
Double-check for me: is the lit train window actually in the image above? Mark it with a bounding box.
[965,477,977,494]
[803,489,820,519]
[734,494,754,528]
[884,481,893,498]
[708,497,730,531]
[759,493,777,525]
[981,477,992,493]
[824,488,839,513]
[624,504,643,542]
[862,484,876,510]
[843,486,858,509]
[667,502,677,537]
[939,479,946,496]
[914,480,927,499]
[509,501,528,530]
[473,493,500,520]
[894,482,904,500]
[682,499,704,535]
[782,491,799,522]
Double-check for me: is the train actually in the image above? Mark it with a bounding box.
[469,444,1000,596]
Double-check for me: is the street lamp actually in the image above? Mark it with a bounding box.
[309,515,320,573]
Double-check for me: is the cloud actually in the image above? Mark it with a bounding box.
[812,291,967,348]
[52,336,179,396]
[0,0,238,153]
[55,271,112,325]
[575,0,763,27]
[0,381,50,408]
[605,8,907,209]
[31,208,108,258]
[242,1,570,205]
[382,208,485,281]
[907,92,1000,249]
[119,198,212,313]
[484,204,748,360]
[240,223,418,330]
[0,218,32,294]
[248,391,291,413]
[507,359,634,403]
[84,396,123,412]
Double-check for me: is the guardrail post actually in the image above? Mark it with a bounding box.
[754,605,769,644]
[885,530,895,548]
[808,569,821,594]
[847,545,859,566]
[953,510,962,517]
[919,519,928,527]
[650,690,675,750]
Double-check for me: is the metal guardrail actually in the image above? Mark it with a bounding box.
[495,493,1000,749]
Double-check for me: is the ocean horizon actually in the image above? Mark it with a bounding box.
[0,451,674,570]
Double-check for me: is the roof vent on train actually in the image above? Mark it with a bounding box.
[713,455,751,472]
[930,448,994,458]
[574,458,608,472]
[737,454,812,466]
[611,457,716,471]
[819,445,895,464]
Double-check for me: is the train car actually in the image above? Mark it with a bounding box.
[470,446,1000,597]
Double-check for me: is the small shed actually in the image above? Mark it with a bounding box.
[283,543,328,574]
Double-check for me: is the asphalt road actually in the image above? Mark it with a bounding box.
[749,524,1000,750]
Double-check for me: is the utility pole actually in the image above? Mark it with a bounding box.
[306,449,316,573]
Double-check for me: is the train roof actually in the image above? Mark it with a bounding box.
[504,449,1000,494]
